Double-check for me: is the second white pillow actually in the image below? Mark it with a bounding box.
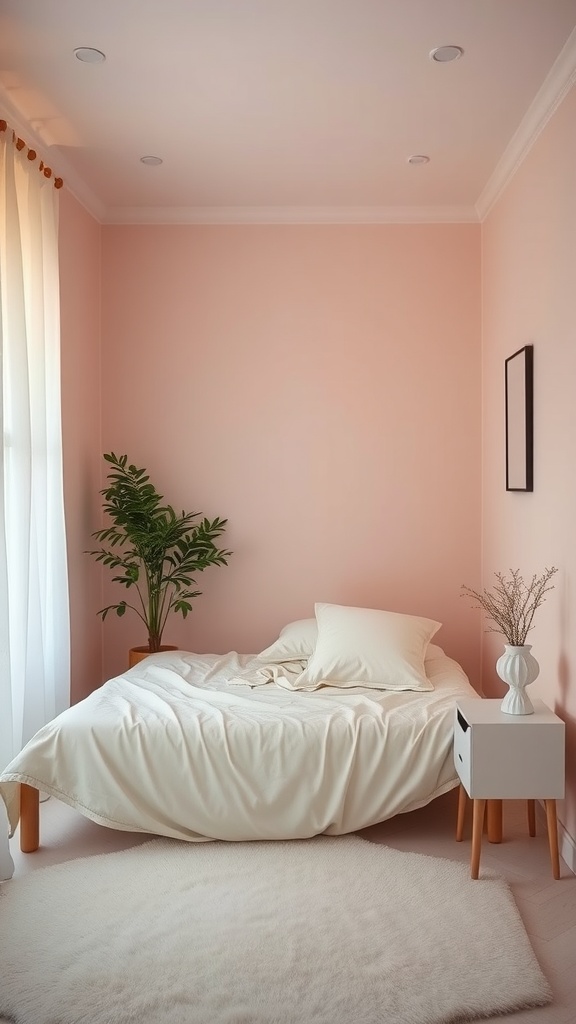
[300,603,441,691]
[256,618,317,662]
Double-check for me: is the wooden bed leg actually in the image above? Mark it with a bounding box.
[456,785,467,841]
[20,783,40,852]
[527,799,536,837]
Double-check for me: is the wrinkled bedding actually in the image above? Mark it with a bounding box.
[0,645,477,843]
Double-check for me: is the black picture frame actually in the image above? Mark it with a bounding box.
[505,344,533,492]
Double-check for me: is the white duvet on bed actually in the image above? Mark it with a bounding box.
[0,645,477,845]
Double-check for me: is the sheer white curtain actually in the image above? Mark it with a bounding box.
[0,129,70,787]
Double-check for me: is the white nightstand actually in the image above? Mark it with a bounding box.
[454,697,565,879]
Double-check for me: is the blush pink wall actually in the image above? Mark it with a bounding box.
[99,224,481,683]
[55,86,576,857]
[59,189,103,702]
[482,84,576,847]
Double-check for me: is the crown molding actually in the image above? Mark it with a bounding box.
[49,154,107,223]
[0,90,107,222]
[476,26,576,221]
[103,204,479,226]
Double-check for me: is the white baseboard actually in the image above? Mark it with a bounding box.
[559,818,576,876]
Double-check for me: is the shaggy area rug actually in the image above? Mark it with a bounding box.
[0,835,551,1024]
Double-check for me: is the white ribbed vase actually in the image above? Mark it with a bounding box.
[496,644,540,715]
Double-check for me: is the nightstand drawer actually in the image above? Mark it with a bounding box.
[453,706,472,793]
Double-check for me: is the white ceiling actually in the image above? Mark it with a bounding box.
[1,0,576,223]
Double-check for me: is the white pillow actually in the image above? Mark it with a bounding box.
[256,618,317,662]
[295,603,441,691]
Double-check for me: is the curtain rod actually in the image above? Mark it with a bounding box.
[0,119,63,189]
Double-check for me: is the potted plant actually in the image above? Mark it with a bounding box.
[88,453,232,666]
[461,567,557,715]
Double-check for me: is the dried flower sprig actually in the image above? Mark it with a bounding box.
[461,567,558,646]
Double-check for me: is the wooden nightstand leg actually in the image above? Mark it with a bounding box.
[486,799,503,843]
[456,785,467,841]
[471,799,486,879]
[545,799,561,880]
[527,799,536,837]
[20,783,40,852]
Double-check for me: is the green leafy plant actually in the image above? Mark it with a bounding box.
[87,453,231,652]
[461,567,557,646]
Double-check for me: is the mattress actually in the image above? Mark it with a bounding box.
[0,644,477,843]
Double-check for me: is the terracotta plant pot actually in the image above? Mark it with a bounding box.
[128,645,178,669]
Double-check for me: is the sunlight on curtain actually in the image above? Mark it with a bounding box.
[0,131,70,780]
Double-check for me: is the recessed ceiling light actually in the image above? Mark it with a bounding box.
[140,155,163,166]
[407,154,430,165]
[429,45,464,63]
[74,47,106,63]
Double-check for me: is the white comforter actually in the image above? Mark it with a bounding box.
[0,645,477,845]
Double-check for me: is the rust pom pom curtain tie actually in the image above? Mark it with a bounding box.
[0,119,63,189]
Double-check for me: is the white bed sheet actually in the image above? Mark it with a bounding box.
[0,645,478,844]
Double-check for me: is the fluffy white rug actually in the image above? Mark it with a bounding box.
[0,835,551,1024]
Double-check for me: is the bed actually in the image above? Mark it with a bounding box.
[0,604,478,856]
